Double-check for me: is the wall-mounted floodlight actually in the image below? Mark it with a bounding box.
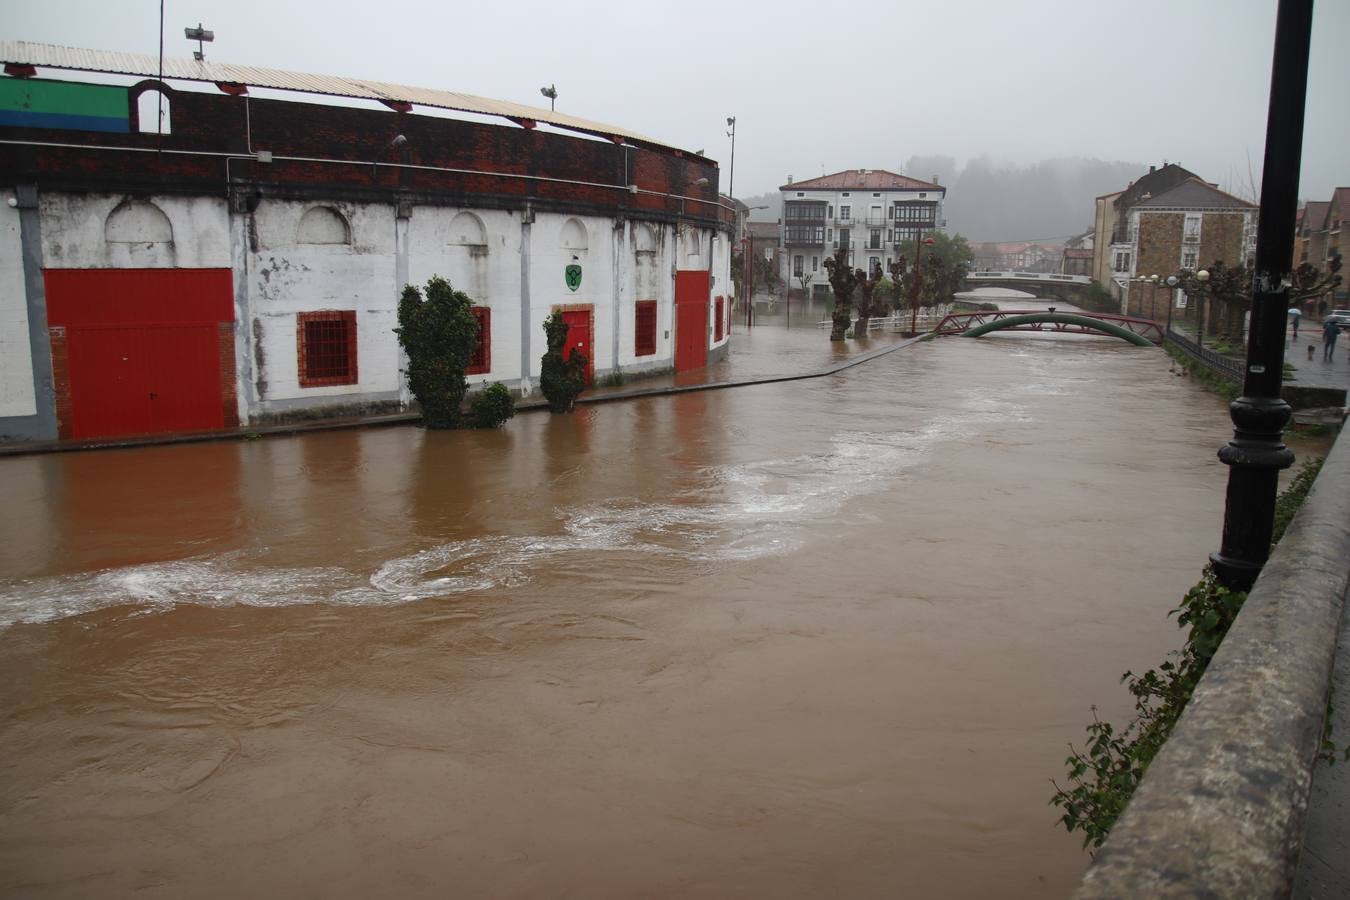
[185,23,214,61]
[540,84,558,111]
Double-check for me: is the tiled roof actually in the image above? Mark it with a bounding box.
[1328,188,1350,226]
[1137,177,1257,210]
[1115,163,1197,209]
[1063,248,1093,259]
[780,170,943,192]
[747,222,780,240]
[1302,201,1331,233]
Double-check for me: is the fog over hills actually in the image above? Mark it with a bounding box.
[743,156,1158,244]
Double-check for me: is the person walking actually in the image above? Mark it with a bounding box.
[1289,307,1300,337]
[1323,316,1340,361]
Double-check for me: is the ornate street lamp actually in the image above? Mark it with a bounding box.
[1195,268,1210,349]
[1163,274,1180,334]
[1210,0,1310,591]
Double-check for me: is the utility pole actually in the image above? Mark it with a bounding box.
[1210,0,1312,591]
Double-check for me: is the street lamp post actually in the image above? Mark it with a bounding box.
[725,117,736,205]
[1163,274,1180,334]
[1208,0,1311,591]
[910,234,936,335]
[1195,268,1210,349]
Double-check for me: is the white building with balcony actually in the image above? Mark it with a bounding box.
[778,169,945,291]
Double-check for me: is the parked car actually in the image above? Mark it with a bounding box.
[1326,309,1350,332]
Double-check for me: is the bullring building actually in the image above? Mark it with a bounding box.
[0,41,733,443]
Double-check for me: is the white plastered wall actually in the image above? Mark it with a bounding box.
[39,193,230,269]
[527,212,618,379]
[245,200,399,407]
[0,197,35,418]
[407,207,524,385]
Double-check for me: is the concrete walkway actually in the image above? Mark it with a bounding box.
[1286,320,1350,393]
[0,323,921,456]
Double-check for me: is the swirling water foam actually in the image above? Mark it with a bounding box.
[1,385,1030,628]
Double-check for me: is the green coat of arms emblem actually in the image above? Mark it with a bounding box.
[565,264,582,292]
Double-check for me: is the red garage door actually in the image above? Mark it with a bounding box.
[45,269,236,440]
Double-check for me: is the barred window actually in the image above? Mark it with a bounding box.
[635,300,657,356]
[297,310,357,387]
[467,307,491,375]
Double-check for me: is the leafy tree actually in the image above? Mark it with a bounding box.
[896,232,975,280]
[823,247,859,342]
[540,311,587,413]
[395,276,478,429]
[894,233,972,323]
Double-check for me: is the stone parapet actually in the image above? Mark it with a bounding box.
[1075,428,1350,898]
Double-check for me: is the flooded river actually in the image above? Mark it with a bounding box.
[0,334,1280,897]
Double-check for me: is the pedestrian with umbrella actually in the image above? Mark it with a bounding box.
[1288,305,1301,337]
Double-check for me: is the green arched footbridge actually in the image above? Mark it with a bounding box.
[937,311,1162,346]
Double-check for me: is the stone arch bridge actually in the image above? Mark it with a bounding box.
[962,271,1093,304]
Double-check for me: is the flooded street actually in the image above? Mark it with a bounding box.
[1,335,1257,897]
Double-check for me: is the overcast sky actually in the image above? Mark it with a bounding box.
[9,0,1349,203]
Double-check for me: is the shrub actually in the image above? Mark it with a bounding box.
[469,382,515,428]
[539,311,587,413]
[395,276,478,429]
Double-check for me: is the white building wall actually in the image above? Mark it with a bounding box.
[245,200,400,408]
[408,207,525,385]
[39,193,230,269]
[0,198,35,418]
[526,212,618,379]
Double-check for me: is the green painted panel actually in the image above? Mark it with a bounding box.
[0,78,129,118]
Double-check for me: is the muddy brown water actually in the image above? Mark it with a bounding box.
[0,335,1309,898]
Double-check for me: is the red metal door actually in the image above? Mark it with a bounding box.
[561,309,593,385]
[674,270,709,373]
[45,268,234,440]
[145,324,224,433]
[66,326,152,439]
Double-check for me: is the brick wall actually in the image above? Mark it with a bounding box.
[1136,212,1184,279]
[1199,212,1247,269]
[0,82,731,231]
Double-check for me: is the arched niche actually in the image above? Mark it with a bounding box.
[448,211,487,247]
[634,223,659,254]
[297,206,352,245]
[136,88,171,134]
[560,217,589,252]
[105,198,173,244]
[684,228,702,261]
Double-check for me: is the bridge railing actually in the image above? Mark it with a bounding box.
[1163,328,1244,381]
[1074,428,1350,897]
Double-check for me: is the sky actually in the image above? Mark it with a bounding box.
[7,0,1349,203]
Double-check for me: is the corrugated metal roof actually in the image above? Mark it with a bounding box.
[0,40,683,154]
